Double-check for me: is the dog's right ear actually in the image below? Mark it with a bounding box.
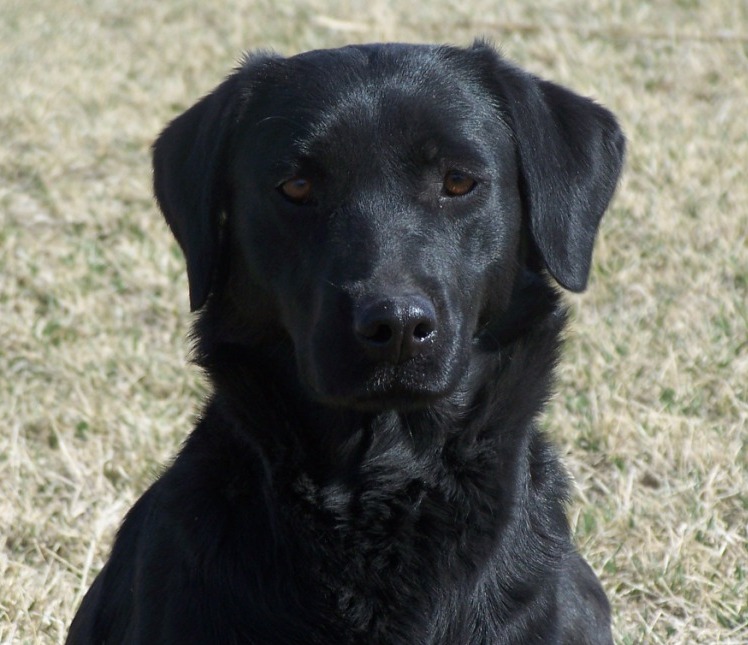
[467,42,625,293]
[152,57,269,312]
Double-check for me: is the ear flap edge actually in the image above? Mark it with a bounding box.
[473,45,626,292]
[152,71,247,311]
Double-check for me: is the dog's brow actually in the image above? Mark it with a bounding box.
[252,114,308,131]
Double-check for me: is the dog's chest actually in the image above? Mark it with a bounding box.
[270,444,508,639]
[282,472,442,639]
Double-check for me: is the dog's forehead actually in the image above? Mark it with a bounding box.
[243,44,499,155]
[280,42,465,96]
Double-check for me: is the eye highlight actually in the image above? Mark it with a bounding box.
[279,177,313,204]
[442,170,477,197]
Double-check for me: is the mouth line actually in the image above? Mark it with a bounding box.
[300,330,469,411]
[308,362,461,411]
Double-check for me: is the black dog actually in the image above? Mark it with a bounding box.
[67,41,624,644]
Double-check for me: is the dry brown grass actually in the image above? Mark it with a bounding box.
[1,1,746,643]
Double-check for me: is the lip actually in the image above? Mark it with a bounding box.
[306,358,462,411]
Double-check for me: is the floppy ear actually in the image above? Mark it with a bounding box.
[152,73,245,311]
[474,44,626,292]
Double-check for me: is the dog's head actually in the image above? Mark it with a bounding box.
[153,42,624,410]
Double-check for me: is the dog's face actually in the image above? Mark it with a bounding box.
[153,43,625,410]
[227,46,522,408]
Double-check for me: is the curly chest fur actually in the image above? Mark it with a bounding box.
[242,414,564,643]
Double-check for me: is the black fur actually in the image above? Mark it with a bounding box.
[67,41,625,644]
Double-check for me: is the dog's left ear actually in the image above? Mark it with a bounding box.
[152,74,243,311]
[472,43,626,292]
[154,52,279,311]
[153,71,254,311]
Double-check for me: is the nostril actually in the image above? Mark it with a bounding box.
[412,321,434,341]
[366,323,393,345]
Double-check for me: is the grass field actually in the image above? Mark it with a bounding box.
[1,0,746,642]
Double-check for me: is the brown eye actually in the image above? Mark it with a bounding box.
[443,170,476,197]
[279,177,313,204]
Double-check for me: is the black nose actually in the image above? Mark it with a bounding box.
[353,294,437,364]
